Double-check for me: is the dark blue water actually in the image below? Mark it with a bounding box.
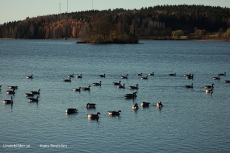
[0,39,230,153]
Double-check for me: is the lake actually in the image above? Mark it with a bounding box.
[0,39,230,153]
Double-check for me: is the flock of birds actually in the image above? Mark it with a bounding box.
[1,71,229,121]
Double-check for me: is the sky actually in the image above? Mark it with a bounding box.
[1,0,230,24]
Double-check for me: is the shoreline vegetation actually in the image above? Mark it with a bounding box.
[1,4,230,43]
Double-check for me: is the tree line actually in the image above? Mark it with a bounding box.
[0,5,230,42]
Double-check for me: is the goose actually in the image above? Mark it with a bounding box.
[81,85,91,91]
[124,92,137,99]
[141,75,148,80]
[98,74,106,77]
[184,83,193,88]
[63,78,71,82]
[129,84,139,90]
[87,112,100,120]
[25,93,34,97]
[169,73,176,76]
[218,72,226,76]
[132,103,139,110]
[75,74,82,78]
[3,96,13,105]
[28,96,39,102]
[30,89,40,95]
[186,74,194,79]
[8,85,18,89]
[67,74,74,77]
[206,88,213,93]
[120,74,128,79]
[141,102,150,107]
[6,89,15,95]
[0,85,2,90]
[156,101,163,108]
[213,75,220,80]
[73,87,81,92]
[85,103,96,108]
[108,110,121,116]
[204,83,214,88]
[26,75,33,79]
[184,73,192,77]
[117,84,125,89]
[136,73,142,76]
[66,108,78,114]
[92,81,101,86]
[113,81,121,86]
[148,72,154,76]
[224,80,230,83]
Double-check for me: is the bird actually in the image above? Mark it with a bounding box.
[129,84,139,90]
[73,87,81,92]
[184,73,192,77]
[92,81,101,86]
[141,75,148,80]
[120,74,128,79]
[156,102,163,108]
[113,81,121,86]
[136,73,142,76]
[98,74,106,77]
[169,73,176,76]
[6,89,15,95]
[3,96,13,105]
[87,112,100,120]
[75,74,82,78]
[148,72,154,76]
[8,85,18,89]
[206,88,213,93]
[218,72,226,76]
[124,92,137,99]
[0,85,2,90]
[66,108,78,114]
[224,80,230,83]
[67,74,74,77]
[63,78,71,82]
[25,93,34,97]
[108,110,121,116]
[26,75,33,79]
[28,96,39,102]
[141,102,150,107]
[85,103,96,108]
[81,85,91,91]
[30,89,40,95]
[213,75,220,80]
[117,84,125,89]
[132,103,139,110]
[184,83,193,88]
[204,83,214,88]
[186,74,194,79]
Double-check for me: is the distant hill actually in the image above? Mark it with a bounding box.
[0,5,230,41]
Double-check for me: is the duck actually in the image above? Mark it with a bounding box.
[141,75,148,80]
[124,92,137,99]
[8,85,18,89]
[81,85,91,91]
[28,96,39,102]
[75,74,82,78]
[108,110,121,116]
[63,78,71,82]
[117,84,125,89]
[129,84,139,90]
[67,74,74,77]
[98,74,106,77]
[169,73,176,76]
[113,81,121,86]
[224,80,230,83]
[218,72,226,76]
[66,108,78,114]
[26,75,33,79]
[213,75,220,80]
[6,89,15,95]
[186,74,194,79]
[30,89,40,95]
[25,93,34,97]
[120,74,128,79]
[148,72,154,76]
[184,83,193,88]
[87,112,100,120]
[132,103,139,110]
[136,73,142,76]
[141,102,150,107]
[204,83,214,88]
[3,96,13,105]
[156,101,163,108]
[92,81,101,86]
[85,103,96,108]
[73,87,81,92]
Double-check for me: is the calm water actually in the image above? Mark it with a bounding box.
[0,39,230,153]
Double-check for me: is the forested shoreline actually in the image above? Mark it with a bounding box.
[1,5,230,42]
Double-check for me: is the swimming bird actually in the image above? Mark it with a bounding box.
[92,81,101,86]
[136,73,142,76]
[213,75,220,80]
[3,96,13,105]
[124,92,137,99]
[68,74,74,77]
[156,101,163,108]
[66,108,78,114]
[26,75,33,79]
[224,80,230,83]
[204,83,214,88]
[108,110,121,116]
[85,103,96,108]
[98,74,106,77]
[8,85,18,89]
[148,72,154,76]
[120,74,128,79]
[6,89,15,95]
[87,112,100,120]
[205,88,213,93]
[0,85,2,90]
[129,84,139,90]
[81,85,91,91]
[169,73,176,76]
[73,87,81,92]
[75,74,82,78]
[25,93,34,97]
[113,81,121,86]
[132,103,139,110]
[63,78,71,82]
[141,102,150,107]
[30,89,40,95]
[28,96,39,102]
[186,74,194,79]
[184,83,193,88]
[218,72,226,76]
[141,75,148,80]
[117,84,125,89]
[184,73,192,77]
